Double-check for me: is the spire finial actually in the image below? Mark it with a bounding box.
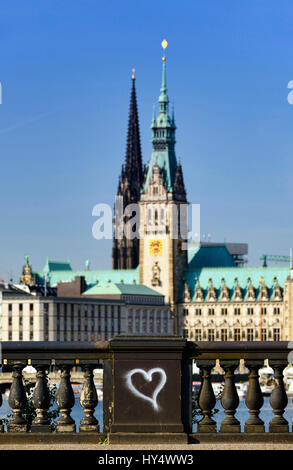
[161,39,168,87]
[161,39,168,61]
[159,39,169,111]
[132,68,135,80]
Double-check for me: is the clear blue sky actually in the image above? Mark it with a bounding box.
[1,0,293,280]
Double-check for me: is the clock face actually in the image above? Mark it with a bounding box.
[149,239,163,255]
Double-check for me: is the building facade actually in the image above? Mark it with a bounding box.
[0,282,172,342]
[178,266,291,342]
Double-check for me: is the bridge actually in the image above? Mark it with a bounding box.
[0,337,292,449]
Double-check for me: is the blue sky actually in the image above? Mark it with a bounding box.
[1,0,293,280]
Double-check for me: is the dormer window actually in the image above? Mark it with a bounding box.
[153,186,158,195]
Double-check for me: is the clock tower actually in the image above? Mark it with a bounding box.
[139,41,187,324]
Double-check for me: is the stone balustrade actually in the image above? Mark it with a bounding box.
[0,338,292,444]
[188,341,292,437]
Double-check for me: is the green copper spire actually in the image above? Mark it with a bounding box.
[159,48,169,114]
[158,40,170,118]
[142,40,179,194]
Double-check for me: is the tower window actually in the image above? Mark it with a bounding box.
[208,329,215,341]
[221,329,228,341]
[234,329,240,341]
[247,329,254,341]
[273,329,280,341]
[195,329,202,341]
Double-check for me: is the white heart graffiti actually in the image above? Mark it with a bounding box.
[125,368,167,411]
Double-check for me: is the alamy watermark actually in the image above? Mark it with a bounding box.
[92,196,200,250]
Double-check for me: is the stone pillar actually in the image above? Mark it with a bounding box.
[108,336,190,444]
[23,302,30,341]
[101,305,105,341]
[146,309,150,335]
[73,304,78,341]
[220,361,241,433]
[56,362,76,433]
[0,364,4,431]
[7,361,28,432]
[196,360,217,433]
[244,361,265,433]
[48,302,55,341]
[79,364,99,432]
[269,361,289,433]
[31,361,51,433]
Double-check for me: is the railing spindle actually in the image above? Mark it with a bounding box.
[7,361,28,432]
[196,360,217,433]
[220,361,241,433]
[56,364,76,433]
[244,361,265,433]
[31,362,51,433]
[80,365,99,432]
[0,373,3,433]
[269,361,289,433]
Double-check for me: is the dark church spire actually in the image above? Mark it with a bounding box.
[112,71,143,269]
[123,70,143,200]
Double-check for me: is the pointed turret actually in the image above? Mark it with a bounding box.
[174,158,187,201]
[112,71,143,269]
[123,70,143,200]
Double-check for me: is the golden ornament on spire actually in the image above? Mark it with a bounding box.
[132,68,135,79]
[161,39,168,61]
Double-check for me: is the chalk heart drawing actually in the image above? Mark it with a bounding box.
[125,367,167,411]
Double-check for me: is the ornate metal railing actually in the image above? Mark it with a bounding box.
[0,338,292,442]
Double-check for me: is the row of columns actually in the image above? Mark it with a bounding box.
[128,309,170,335]
[196,360,289,433]
[56,304,120,342]
[0,359,289,434]
[0,361,100,433]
